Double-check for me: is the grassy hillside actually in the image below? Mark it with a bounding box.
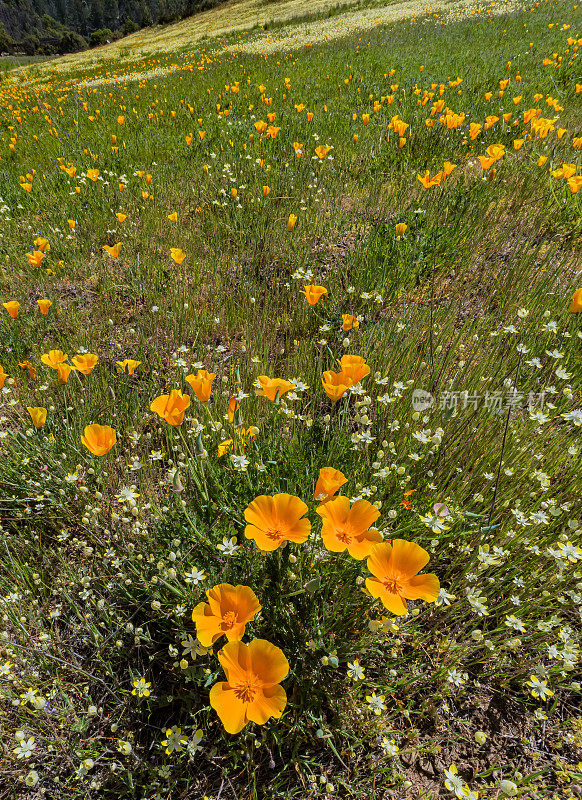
[0,0,581,797]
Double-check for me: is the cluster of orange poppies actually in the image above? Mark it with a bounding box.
[189,469,439,734]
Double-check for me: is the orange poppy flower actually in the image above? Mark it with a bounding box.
[41,350,68,369]
[314,467,347,503]
[315,144,332,159]
[569,288,582,313]
[2,301,19,318]
[81,423,117,456]
[209,639,289,734]
[192,584,261,647]
[18,360,36,379]
[86,169,100,181]
[442,161,457,178]
[26,250,45,268]
[103,243,121,258]
[317,496,382,559]
[365,540,440,615]
[186,369,216,402]
[72,354,98,375]
[116,359,141,374]
[244,493,311,552]
[341,314,359,332]
[34,237,50,252]
[339,355,370,384]
[321,370,352,401]
[255,376,294,402]
[0,365,6,388]
[57,363,72,384]
[227,395,240,422]
[150,390,191,426]
[395,223,407,238]
[37,299,52,315]
[301,285,328,305]
[27,406,47,428]
[287,214,297,232]
[170,248,186,265]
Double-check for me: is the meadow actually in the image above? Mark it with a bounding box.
[0,0,581,797]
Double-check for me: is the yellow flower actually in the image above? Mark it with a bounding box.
[192,584,261,647]
[150,389,191,426]
[26,407,47,429]
[244,494,311,552]
[366,540,439,615]
[116,359,141,374]
[3,301,20,319]
[41,350,68,369]
[37,299,52,315]
[170,248,186,265]
[103,243,121,258]
[287,214,297,232]
[255,376,294,402]
[81,424,117,456]
[569,289,582,313]
[395,223,407,238]
[186,370,216,403]
[71,354,98,375]
[341,314,359,331]
[209,639,289,734]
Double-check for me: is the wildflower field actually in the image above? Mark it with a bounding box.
[0,0,581,796]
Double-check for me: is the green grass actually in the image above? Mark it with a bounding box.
[0,0,581,797]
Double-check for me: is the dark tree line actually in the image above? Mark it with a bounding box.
[0,0,224,56]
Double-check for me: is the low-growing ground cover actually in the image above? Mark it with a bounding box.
[0,0,581,797]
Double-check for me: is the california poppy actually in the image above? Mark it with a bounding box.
[342,314,359,331]
[287,214,297,232]
[339,355,370,384]
[395,223,407,238]
[170,248,186,265]
[186,370,216,403]
[192,584,261,647]
[317,496,382,559]
[569,288,582,313]
[37,299,52,315]
[103,243,121,258]
[244,493,311,551]
[255,376,294,402]
[365,540,439,615]
[57,363,72,384]
[321,370,352,401]
[41,350,68,369]
[209,639,289,734]
[27,406,47,428]
[150,389,191,426]
[314,467,347,503]
[72,354,98,375]
[2,301,19,318]
[0,365,6,388]
[116,359,141,374]
[301,285,328,305]
[19,360,36,379]
[26,251,45,268]
[81,423,117,456]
